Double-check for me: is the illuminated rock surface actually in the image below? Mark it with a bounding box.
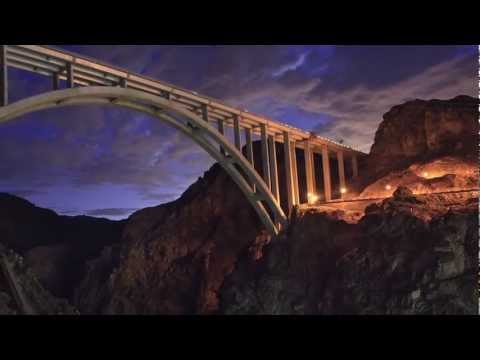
[220,189,477,314]
[365,95,478,185]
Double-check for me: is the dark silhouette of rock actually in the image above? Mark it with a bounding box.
[0,193,125,300]
[393,186,414,200]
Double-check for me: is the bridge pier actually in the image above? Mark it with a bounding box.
[217,118,226,155]
[268,135,280,203]
[260,123,271,188]
[337,151,346,199]
[291,141,300,205]
[283,131,296,214]
[304,141,315,204]
[52,73,60,90]
[0,45,7,106]
[201,104,209,123]
[322,145,332,202]
[66,63,75,88]
[311,148,317,199]
[352,154,359,178]
[119,78,128,88]
[245,127,255,192]
[233,115,241,150]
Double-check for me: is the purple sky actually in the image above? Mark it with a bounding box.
[0,45,477,220]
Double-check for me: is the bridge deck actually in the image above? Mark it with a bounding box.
[4,45,365,157]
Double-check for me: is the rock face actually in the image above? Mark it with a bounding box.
[219,191,478,314]
[366,95,478,183]
[359,156,478,199]
[0,248,78,315]
[74,163,268,314]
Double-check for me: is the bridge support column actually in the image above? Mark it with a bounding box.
[217,119,225,155]
[52,73,60,90]
[233,115,241,150]
[352,154,359,178]
[268,135,280,203]
[260,124,271,188]
[337,151,346,199]
[291,142,300,205]
[304,141,315,204]
[66,63,75,88]
[283,131,296,214]
[245,127,255,192]
[321,145,332,202]
[311,150,317,198]
[201,104,209,123]
[0,45,7,106]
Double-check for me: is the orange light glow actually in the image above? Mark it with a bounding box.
[385,184,392,190]
[422,172,429,177]
[308,192,319,203]
[340,187,347,194]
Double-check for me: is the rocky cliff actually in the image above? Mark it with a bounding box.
[0,246,78,314]
[74,162,267,314]
[366,95,478,185]
[219,187,478,314]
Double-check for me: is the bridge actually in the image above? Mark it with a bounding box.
[0,45,366,235]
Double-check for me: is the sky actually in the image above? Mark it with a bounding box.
[0,45,477,220]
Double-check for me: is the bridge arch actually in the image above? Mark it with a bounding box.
[0,86,287,235]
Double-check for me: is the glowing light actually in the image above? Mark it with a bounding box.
[340,187,347,194]
[385,184,392,190]
[422,172,429,177]
[308,192,319,203]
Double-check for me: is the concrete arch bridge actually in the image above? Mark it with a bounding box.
[0,45,366,235]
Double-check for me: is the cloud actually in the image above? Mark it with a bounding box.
[305,53,477,152]
[272,52,309,77]
[194,45,476,152]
